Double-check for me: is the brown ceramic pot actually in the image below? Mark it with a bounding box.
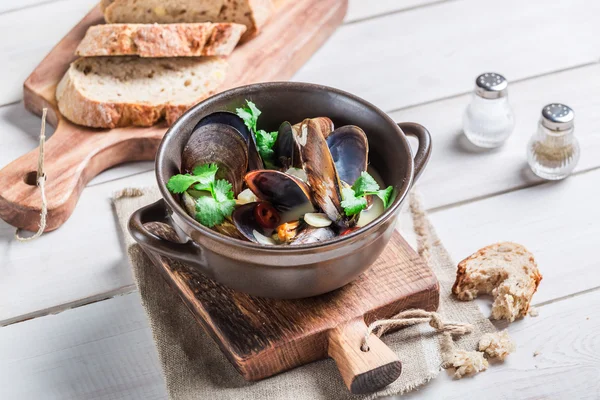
[129,82,432,299]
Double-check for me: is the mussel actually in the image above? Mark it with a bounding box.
[244,170,313,214]
[181,123,248,195]
[326,125,368,185]
[293,118,354,228]
[232,170,315,243]
[274,118,335,170]
[290,227,336,245]
[195,111,264,171]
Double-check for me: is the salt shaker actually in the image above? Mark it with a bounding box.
[527,103,580,180]
[463,73,515,148]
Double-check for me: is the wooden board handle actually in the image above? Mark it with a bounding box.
[0,112,164,232]
[328,318,402,394]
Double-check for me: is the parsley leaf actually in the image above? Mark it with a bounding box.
[366,186,394,208]
[352,171,380,196]
[341,187,368,216]
[195,196,225,227]
[167,174,202,194]
[192,163,218,191]
[256,129,278,164]
[236,100,278,166]
[236,100,261,133]
[167,163,237,228]
[341,172,395,216]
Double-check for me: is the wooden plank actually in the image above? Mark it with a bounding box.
[428,168,600,306]
[402,290,600,400]
[293,0,600,112]
[344,0,443,22]
[2,0,600,110]
[391,63,600,211]
[2,279,598,399]
[0,0,56,14]
[0,292,167,400]
[0,171,156,326]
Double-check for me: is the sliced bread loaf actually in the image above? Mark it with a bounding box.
[75,23,246,58]
[56,56,227,128]
[101,0,273,40]
[452,242,542,322]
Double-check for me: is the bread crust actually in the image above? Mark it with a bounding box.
[56,57,227,128]
[76,23,246,58]
[102,0,273,41]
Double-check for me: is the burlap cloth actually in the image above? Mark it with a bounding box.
[113,187,495,399]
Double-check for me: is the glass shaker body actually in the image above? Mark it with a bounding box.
[527,104,580,180]
[463,94,515,148]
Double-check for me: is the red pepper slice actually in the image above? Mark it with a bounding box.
[254,202,281,229]
[340,227,360,236]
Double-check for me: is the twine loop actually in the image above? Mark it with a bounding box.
[361,309,473,352]
[15,108,48,242]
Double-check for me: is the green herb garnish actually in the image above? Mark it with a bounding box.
[341,171,394,216]
[167,163,236,228]
[236,100,278,165]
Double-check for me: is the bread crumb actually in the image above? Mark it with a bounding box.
[533,351,540,357]
[528,307,539,317]
[441,333,488,379]
[478,330,516,361]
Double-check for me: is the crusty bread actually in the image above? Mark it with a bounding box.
[75,23,246,58]
[56,56,227,128]
[452,242,542,322]
[101,0,274,40]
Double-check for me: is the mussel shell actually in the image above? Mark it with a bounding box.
[326,125,368,186]
[182,123,248,195]
[293,118,354,228]
[244,170,313,213]
[231,202,264,243]
[273,121,297,170]
[290,227,336,245]
[195,111,263,171]
[293,117,334,139]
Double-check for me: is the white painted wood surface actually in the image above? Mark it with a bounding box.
[1,0,599,398]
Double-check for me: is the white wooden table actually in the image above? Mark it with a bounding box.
[1,1,599,399]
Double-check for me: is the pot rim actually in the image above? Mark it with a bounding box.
[156,81,414,252]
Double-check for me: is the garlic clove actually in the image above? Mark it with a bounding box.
[304,212,333,228]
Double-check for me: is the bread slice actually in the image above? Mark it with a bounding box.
[452,242,542,322]
[101,0,274,40]
[56,56,227,128]
[75,23,246,58]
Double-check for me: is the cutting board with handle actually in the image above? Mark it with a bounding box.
[0,0,347,232]
[141,221,440,394]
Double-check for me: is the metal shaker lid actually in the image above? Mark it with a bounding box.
[541,103,574,131]
[475,72,508,99]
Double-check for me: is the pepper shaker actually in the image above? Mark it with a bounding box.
[463,73,515,148]
[527,103,580,180]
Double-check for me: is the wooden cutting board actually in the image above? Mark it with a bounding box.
[0,0,347,232]
[141,221,440,394]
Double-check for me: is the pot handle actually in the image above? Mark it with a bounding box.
[397,122,432,183]
[128,199,207,268]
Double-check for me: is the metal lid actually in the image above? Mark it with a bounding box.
[541,103,574,131]
[475,72,508,99]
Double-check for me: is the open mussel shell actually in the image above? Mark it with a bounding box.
[293,118,355,228]
[293,117,334,139]
[231,202,273,244]
[182,123,248,195]
[326,125,368,185]
[244,170,314,216]
[195,111,263,171]
[290,227,336,245]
